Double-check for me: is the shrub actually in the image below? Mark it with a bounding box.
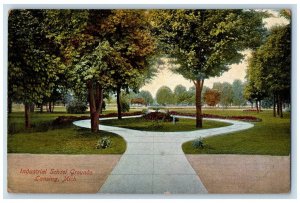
[66,100,88,114]
[142,112,178,122]
[96,136,112,149]
[192,137,205,149]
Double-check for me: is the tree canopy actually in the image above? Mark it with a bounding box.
[156,86,175,105]
[152,9,267,127]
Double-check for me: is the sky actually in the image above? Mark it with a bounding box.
[141,10,290,97]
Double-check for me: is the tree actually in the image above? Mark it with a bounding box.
[232,79,246,107]
[138,90,154,106]
[246,25,291,116]
[244,53,267,112]
[44,10,109,132]
[156,86,175,105]
[186,86,196,105]
[8,10,64,128]
[220,82,233,108]
[174,84,187,105]
[204,89,220,106]
[154,9,267,127]
[45,10,157,131]
[102,10,157,119]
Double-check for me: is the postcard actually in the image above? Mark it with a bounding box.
[6,8,291,194]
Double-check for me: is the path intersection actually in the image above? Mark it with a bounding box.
[73,115,253,194]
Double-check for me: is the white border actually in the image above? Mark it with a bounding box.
[1,1,298,202]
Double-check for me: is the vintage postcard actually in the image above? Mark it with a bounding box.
[6,8,291,195]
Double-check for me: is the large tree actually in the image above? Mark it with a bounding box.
[101,10,157,119]
[154,9,267,127]
[246,25,291,116]
[8,10,64,128]
[45,10,157,131]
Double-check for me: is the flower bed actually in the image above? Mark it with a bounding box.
[169,111,262,122]
[142,112,178,122]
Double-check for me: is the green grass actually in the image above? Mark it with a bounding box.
[7,110,127,154]
[7,108,291,155]
[101,118,231,132]
[8,126,126,154]
[182,110,291,156]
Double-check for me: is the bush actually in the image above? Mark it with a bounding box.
[96,136,112,149]
[142,112,178,122]
[66,100,88,114]
[192,137,205,149]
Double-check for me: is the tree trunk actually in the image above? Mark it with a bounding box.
[30,104,35,113]
[279,96,283,118]
[88,83,98,132]
[255,100,259,113]
[24,103,30,128]
[195,79,204,128]
[46,104,49,112]
[52,102,55,113]
[273,93,276,117]
[116,86,122,120]
[40,104,43,113]
[48,102,52,113]
[88,82,104,133]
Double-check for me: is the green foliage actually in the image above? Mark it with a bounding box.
[244,24,291,108]
[153,9,267,81]
[138,90,154,105]
[213,82,233,107]
[120,92,130,113]
[192,137,206,149]
[156,86,175,105]
[102,10,158,97]
[96,136,112,149]
[232,79,246,107]
[8,10,65,105]
[66,100,88,114]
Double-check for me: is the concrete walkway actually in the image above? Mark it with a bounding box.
[73,116,254,194]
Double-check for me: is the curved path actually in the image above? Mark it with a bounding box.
[73,115,254,194]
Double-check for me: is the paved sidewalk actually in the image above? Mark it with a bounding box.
[73,116,253,194]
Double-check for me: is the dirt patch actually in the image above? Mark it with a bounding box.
[186,154,290,194]
[8,154,121,193]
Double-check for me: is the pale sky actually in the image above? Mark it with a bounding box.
[141,10,290,97]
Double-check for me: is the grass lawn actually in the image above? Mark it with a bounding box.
[8,110,127,154]
[7,108,291,155]
[182,110,291,156]
[101,117,231,132]
[8,127,126,154]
